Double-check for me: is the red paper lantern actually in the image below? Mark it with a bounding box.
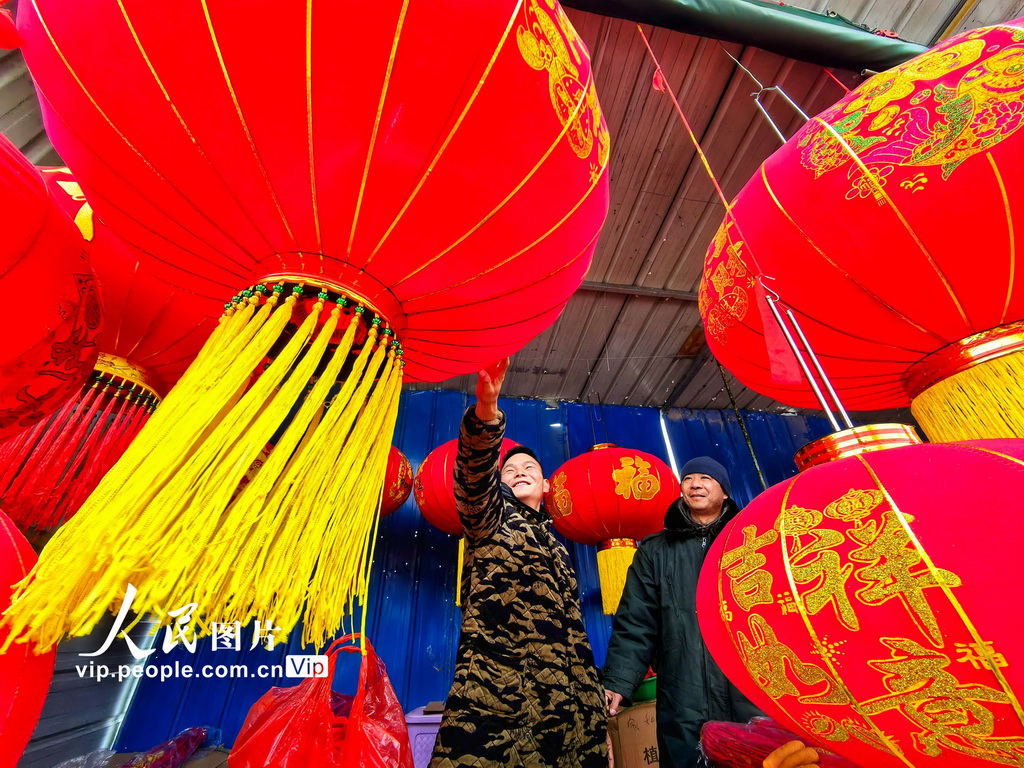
[380,446,413,517]
[0,169,221,531]
[413,436,519,606]
[6,0,609,649]
[5,0,608,649]
[18,0,608,383]
[546,444,680,613]
[698,20,1024,442]
[0,135,102,441]
[0,510,56,767]
[697,429,1024,768]
[414,438,521,536]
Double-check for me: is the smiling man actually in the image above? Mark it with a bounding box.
[602,456,761,767]
[430,358,607,768]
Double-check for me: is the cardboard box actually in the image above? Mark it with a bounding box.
[608,700,659,767]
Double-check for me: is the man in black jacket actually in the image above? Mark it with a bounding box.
[602,456,761,767]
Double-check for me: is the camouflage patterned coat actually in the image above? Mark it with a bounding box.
[430,408,607,768]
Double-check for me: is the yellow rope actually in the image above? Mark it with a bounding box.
[911,350,1024,441]
[2,287,406,651]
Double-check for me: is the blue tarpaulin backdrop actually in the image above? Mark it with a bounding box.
[115,389,831,751]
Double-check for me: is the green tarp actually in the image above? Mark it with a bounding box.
[563,0,929,71]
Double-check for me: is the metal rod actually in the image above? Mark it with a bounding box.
[764,85,811,122]
[753,97,788,145]
[764,294,842,432]
[784,308,855,429]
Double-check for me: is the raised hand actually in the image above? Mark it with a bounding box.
[475,358,510,421]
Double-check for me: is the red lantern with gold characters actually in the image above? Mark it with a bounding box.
[380,446,413,517]
[5,0,609,650]
[0,168,220,532]
[546,444,680,614]
[0,135,102,442]
[414,437,519,605]
[697,428,1024,768]
[0,509,56,767]
[699,20,1024,443]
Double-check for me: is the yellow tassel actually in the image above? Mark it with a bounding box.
[455,537,466,608]
[911,349,1024,442]
[2,285,406,651]
[597,540,639,615]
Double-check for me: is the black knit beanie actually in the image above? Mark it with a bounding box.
[679,456,731,497]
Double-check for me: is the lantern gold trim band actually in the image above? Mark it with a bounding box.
[794,424,923,471]
[599,538,638,551]
[257,271,403,337]
[903,320,1024,399]
[93,353,161,403]
[906,321,1024,441]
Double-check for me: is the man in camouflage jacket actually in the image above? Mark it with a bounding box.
[430,359,607,767]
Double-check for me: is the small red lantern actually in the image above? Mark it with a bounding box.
[0,510,56,766]
[697,429,1024,768]
[546,444,680,614]
[7,0,609,650]
[380,446,413,517]
[699,20,1024,443]
[0,136,102,442]
[414,437,518,604]
[0,169,220,531]
[414,438,521,536]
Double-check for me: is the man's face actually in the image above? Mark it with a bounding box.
[681,472,727,517]
[501,454,550,509]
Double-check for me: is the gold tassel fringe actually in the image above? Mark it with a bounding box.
[455,537,465,607]
[2,283,404,651]
[597,540,638,615]
[911,348,1024,442]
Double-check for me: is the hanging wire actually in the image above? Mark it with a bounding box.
[639,27,855,436]
[717,44,811,145]
[716,361,768,491]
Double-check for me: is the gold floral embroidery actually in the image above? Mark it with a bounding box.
[700,221,756,344]
[517,0,609,167]
[798,32,1024,182]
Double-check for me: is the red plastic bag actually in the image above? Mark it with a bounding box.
[229,635,413,768]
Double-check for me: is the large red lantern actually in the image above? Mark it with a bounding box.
[546,444,680,613]
[5,0,608,649]
[697,429,1024,768]
[0,510,56,767]
[380,446,413,517]
[0,168,220,531]
[0,134,101,441]
[698,20,1024,443]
